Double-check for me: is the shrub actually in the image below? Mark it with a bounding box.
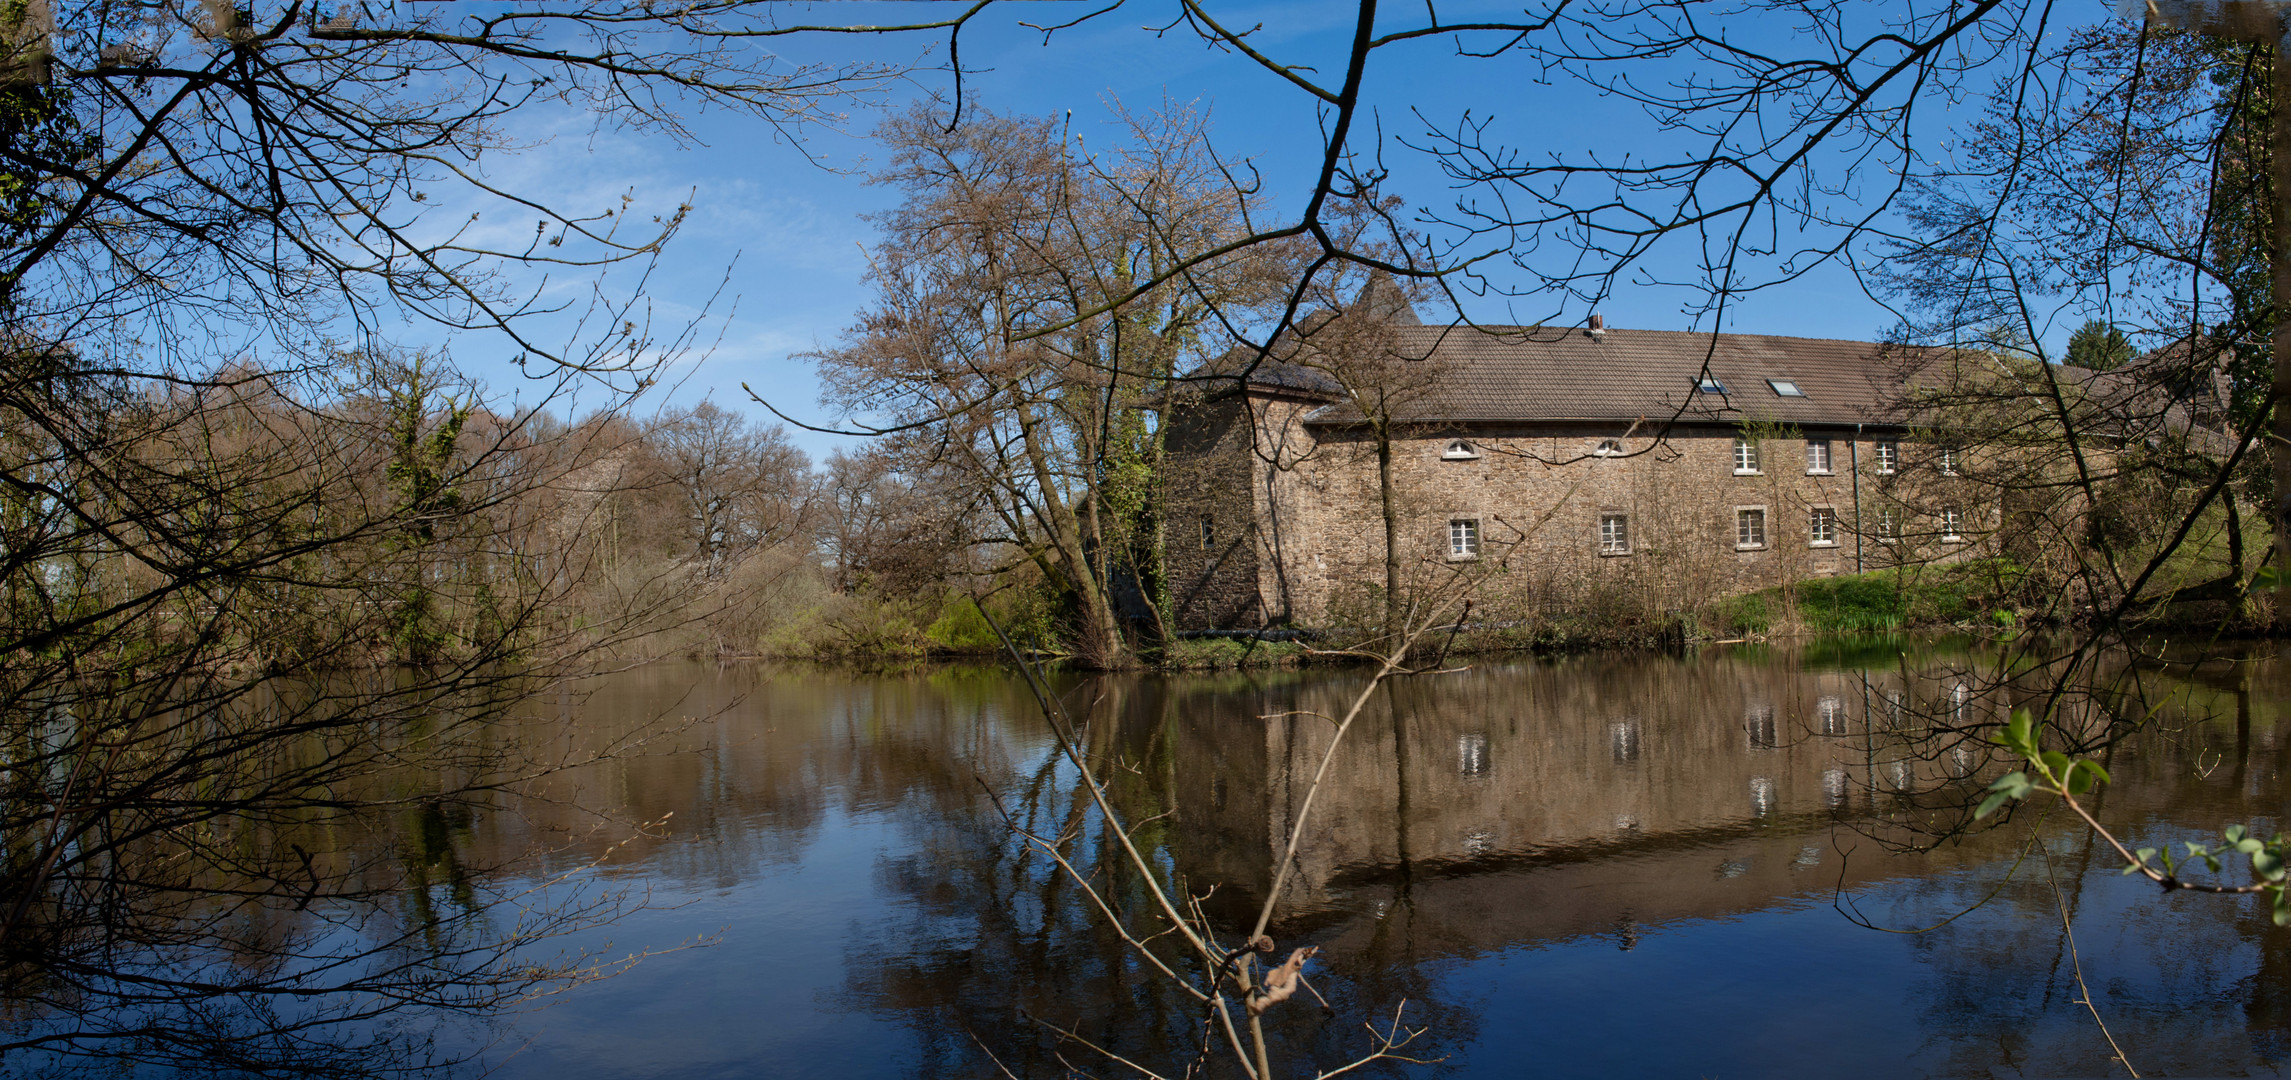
[1159,637,1304,670]
[925,587,1062,656]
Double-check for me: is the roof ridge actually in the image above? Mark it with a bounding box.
[1390,323,1885,348]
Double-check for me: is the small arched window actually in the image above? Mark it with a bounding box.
[1441,439,1481,460]
[1595,438,1623,457]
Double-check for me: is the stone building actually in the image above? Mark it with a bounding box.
[1161,306,1991,632]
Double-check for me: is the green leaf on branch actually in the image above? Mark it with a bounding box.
[1992,711,2039,757]
[2255,851,2285,882]
[1975,771,2034,818]
[2065,759,2109,795]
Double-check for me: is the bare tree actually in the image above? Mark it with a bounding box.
[820,444,966,597]
[642,401,813,582]
[804,102,1293,668]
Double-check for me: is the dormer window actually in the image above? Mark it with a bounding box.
[1594,438,1623,457]
[1441,439,1481,460]
[1767,378,1806,397]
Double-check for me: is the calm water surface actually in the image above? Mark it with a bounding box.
[466,642,2288,1078]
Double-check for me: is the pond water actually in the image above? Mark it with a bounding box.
[447,640,2289,1079]
[29,640,2291,1078]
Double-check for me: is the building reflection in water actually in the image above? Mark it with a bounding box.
[1609,718,1643,763]
[1950,740,1979,777]
[1746,703,1778,749]
[1749,775,1778,818]
[1823,766,1851,809]
[1155,643,2290,969]
[1106,644,2290,1074]
[1456,731,1490,777]
[1818,695,1849,735]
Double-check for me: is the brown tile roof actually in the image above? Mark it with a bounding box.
[1292,324,1914,429]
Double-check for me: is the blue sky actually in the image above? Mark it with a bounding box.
[462,1,2112,462]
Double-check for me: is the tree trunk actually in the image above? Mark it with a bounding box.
[2272,42,2291,625]
[1017,398,1126,669]
[1377,418,1400,641]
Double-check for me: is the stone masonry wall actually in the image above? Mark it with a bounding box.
[1252,417,1992,629]
[1162,396,1267,630]
[1165,395,1998,631]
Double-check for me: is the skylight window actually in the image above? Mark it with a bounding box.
[1767,378,1806,397]
[1695,375,1727,394]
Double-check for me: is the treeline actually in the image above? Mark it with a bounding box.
[0,349,1197,677]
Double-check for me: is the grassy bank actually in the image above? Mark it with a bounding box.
[721,556,2266,670]
[1710,559,2032,638]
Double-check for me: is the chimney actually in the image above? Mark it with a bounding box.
[1588,313,1607,342]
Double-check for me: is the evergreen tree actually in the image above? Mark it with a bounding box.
[2065,318,2135,371]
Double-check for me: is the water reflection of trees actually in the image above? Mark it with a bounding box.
[2,659,1075,1077]
[0,669,683,1078]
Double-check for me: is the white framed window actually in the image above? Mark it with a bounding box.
[1697,375,1727,394]
[1805,439,1832,474]
[1735,507,1767,549]
[1874,440,1898,474]
[1449,518,1481,559]
[1940,506,1963,542]
[1767,378,1806,397]
[1732,436,1760,475]
[1874,508,1898,543]
[1594,438,1623,457]
[1442,439,1481,460]
[1599,512,1630,555]
[1200,515,1214,550]
[1939,446,1958,476]
[1809,507,1838,546]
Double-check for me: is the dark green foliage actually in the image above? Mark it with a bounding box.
[1710,591,1772,637]
[2064,318,2134,372]
[0,79,91,298]
[381,354,470,665]
[927,590,1059,656]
